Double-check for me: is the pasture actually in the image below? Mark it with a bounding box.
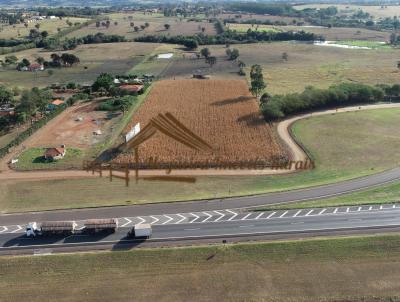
[294,4,400,19]
[228,23,391,41]
[0,17,90,39]
[2,235,400,301]
[66,12,216,40]
[0,42,159,89]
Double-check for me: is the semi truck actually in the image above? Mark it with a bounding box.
[26,221,77,237]
[127,224,152,239]
[83,218,118,234]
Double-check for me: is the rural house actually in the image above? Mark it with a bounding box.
[47,99,65,111]
[44,145,66,161]
[120,84,144,93]
[0,105,15,117]
[28,64,44,72]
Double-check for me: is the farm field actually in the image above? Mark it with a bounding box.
[219,13,306,24]
[162,42,400,94]
[2,235,400,301]
[294,4,400,19]
[66,12,216,40]
[228,23,391,42]
[0,17,90,39]
[2,108,400,212]
[0,42,159,89]
[115,79,287,166]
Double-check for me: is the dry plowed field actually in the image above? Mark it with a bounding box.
[115,80,287,167]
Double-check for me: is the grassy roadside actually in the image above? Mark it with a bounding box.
[256,181,400,211]
[2,234,400,301]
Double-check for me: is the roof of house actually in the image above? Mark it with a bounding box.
[120,84,144,92]
[29,63,43,69]
[45,147,65,158]
[51,99,65,106]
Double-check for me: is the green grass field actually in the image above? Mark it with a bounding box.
[2,235,400,301]
[0,42,159,89]
[2,108,400,212]
[334,40,391,49]
[0,17,90,39]
[227,23,282,33]
[14,147,82,171]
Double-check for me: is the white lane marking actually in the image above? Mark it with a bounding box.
[190,213,200,223]
[393,204,396,209]
[162,215,174,225]
[293,210,302,217]
[333,208,338,214]
[266,212,276,219]
[357,207,362,212]
[10,225,22,233]
[214,211,225,222]
[305,210,313,216]
[202,212,213,223]
[239,225,254,228]
[242,213,252,220]
[0,226,7,233]
[75,226,85,231]
[121,217,132,227]
[150,216,159,225]
[255,212,264,219]
[346,207,350,213]
[318,209,326,215]
[380,205,383,210]
[369,206,373,211]
[279,211,288,218]
[184,228,200,231]
[226,209,238,221]
[137,217,146,225]
[175,214,186,224]
[291,221,304,225]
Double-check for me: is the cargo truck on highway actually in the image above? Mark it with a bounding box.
[83,218,118,234]
[26,221,77,237]
[127,224,152,239]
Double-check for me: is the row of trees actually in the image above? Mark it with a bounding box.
[260,83,400,120]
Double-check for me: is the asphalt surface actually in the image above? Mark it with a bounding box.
[1,203,400,255]
[2,167,400,226]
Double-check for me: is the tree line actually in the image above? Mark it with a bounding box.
[261,83,400,120]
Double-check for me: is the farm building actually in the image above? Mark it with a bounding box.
[44,145,66,161]
[28,64,44,72]
[0,105,15,117]
[120,84,144,93]
[47,99,65,111]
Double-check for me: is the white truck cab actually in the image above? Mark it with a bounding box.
[26,222,40,237]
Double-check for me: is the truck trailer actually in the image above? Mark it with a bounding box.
[83,218,118,234]
[26,221,77,237]
[127,224,152,239]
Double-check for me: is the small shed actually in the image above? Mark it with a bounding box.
[44,145,66,161]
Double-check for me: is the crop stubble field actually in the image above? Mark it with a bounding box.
[116,79,287,166]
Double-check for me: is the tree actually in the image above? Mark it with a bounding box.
[61,53,80,66]
[226,48,239,60]
[0,86,14,106]
[114,21,118,26]
[206,56,217,68]
[35,23,40,30]
[130,22,135,27]
[398,61,400,71]
[183,39,198,50]
[4,55,18,65]
[282,52,289,61]
[96,21,100,28]
[36,57,45,65]
[134,26,139,32]
[164,24,170,30]
[140,25,146,30]
[41,30,49,38]
[249,64,266,98]
[200,48,210,59]
[92,73,114,93]
[144,22,150,28]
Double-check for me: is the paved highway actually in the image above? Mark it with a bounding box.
[2,167,400,226]
[1,204,400,255]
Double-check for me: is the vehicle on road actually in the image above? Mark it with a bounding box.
[127,224,152,239]
[26,221,77,237]
[83,218,118,234]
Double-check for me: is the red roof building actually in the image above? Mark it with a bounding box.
[44,145,66,160]
[119,84,144,93]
